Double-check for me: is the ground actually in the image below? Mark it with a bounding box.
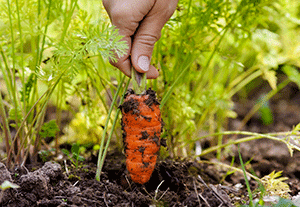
[1,149,300,207]
[0,79,300,206]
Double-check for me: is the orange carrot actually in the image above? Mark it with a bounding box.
[120,88,162,184]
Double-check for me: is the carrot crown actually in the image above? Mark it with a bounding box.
[131,68,147,94]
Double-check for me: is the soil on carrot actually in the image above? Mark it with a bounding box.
[1,80,300,207]
[120,88,163,185]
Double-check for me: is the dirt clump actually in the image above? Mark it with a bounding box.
[0,156,238,206]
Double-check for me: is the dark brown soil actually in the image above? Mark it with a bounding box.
[1,153,237,207]
[1,147,299,206]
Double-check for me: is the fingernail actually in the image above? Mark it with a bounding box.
[138,56,150,72]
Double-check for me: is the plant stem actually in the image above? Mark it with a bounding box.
[9,63,73,163]
[38,0,52,65]
[160,53,195,108]
[97,80,130,180]
[238,145,254,206]
[96,75,126,181]
[131,68,147,94]
[193,131,300,157]
[15,0,25,113]
[227,69,262,98]
[237,79,290,131]
[0,92,12,167]
[60,0,78,44]
[6,0,22,163]
[199,160,261,182]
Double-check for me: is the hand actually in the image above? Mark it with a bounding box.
[102,0,178,79]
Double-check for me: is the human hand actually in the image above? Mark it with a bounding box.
[102,0,178,79]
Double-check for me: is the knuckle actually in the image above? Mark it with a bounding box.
[137,33,160,47]
[110,6,131,23]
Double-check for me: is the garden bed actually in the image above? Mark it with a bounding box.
[1,149,300,206]
[1,82,300,206]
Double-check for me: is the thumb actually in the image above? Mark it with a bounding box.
[131,26,160,79]
[131,1,177,78]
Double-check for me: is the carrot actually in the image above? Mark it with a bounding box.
[120,88,162,184]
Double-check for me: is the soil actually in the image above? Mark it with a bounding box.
[1,154,236,207]
[1,79,300,206]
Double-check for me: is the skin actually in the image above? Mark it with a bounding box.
[102,0,179,79]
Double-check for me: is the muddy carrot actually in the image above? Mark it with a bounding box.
[120,88,162,184]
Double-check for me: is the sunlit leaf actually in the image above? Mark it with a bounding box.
[261,171,291,199]
[282,65,300,88]
[0,180,20,190]
[263,70,277,90]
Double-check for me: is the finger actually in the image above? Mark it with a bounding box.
[109,56,131,77]
[110,60,159,79]
[102,0,155,77]
[131,0,178,75]
[146,65,159,79]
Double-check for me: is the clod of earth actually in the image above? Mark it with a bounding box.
[1,161,65,206]
[0,162,12,184]
[0,162,13,204]
[120,88,162,184]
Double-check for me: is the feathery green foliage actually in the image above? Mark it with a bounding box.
[151,0,300,157]
[0,0,127,166]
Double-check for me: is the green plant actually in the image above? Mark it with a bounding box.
[0,0,127,168]
[193,125,299,206]
[149,0,279,158]
[95,77,129,181]
[261,171,291,199]
[39,120,60,138]
[237,144,293,207]
[240,198,298,207]
[146,0,300,159]
[62,143,85,170]
[146,181,169,207]
[257,94,273,126]
[191,128,300,158]
[38,148,55,162]
[238,145,254,206]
